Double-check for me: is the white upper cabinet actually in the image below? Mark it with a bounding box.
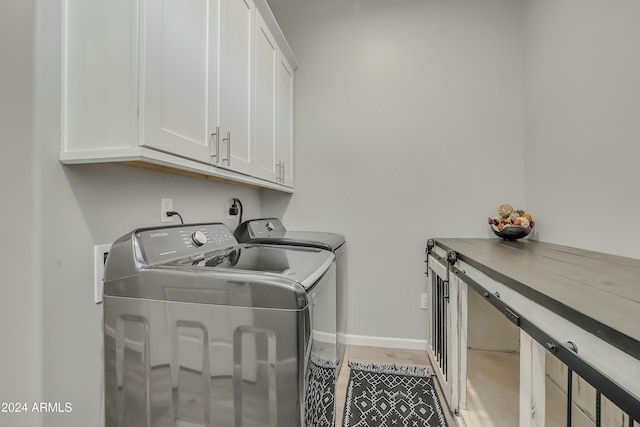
[218,0,255,176]
[140,0,219,164]
[278,54,295,187]
[62,0,138,155]
[254,12,295,188]
[254,12,278,183]
[61,0,297,192]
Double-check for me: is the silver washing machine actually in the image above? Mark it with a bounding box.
[103,223,336,427]
[234,219,346,374]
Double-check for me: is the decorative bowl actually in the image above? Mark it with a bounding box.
[490,225,532,240]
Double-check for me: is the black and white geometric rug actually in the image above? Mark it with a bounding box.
[305,356,337,427]
[342,362,448,427]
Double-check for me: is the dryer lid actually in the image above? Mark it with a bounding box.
[259,231,346,252]
[235,218,345,251]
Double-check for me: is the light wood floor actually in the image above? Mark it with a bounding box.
[465,349,519,427]
[335,345,458,427]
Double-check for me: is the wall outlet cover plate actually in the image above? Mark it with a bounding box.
[94,243,112,304]
[161,198,174,223]
[421,293,428,309]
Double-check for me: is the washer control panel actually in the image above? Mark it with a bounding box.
[136,223,237,264]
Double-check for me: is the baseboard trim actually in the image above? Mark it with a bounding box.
[345,334,428,350]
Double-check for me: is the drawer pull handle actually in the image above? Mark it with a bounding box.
[211,126,220,162]
[222,132,231,166]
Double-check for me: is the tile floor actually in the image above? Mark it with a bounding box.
[335,345,458,427]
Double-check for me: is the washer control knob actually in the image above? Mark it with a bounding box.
[191,231,207,246]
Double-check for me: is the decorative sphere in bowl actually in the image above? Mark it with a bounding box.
[490,224,532,240]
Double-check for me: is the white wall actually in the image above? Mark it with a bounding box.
[266,0,525,345]
[523,0,640,259]
[1,2,42,426]
[1,1,263,426]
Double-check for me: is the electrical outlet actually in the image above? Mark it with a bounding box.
[161,198,173,223]
[94,244,112,304]
[421,293,428,309]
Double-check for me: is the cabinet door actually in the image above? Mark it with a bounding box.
[140,0,219,164]
[218,0,254,175]
[254,12,278,183]
[278,54,295,187]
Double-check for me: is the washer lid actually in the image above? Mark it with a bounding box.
[168,244,335,289]
[104,223,334,308]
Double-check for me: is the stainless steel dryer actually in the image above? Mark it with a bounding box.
[103,223,336,427]
[234,219,346,373]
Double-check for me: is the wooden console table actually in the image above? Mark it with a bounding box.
[425,238,640,427]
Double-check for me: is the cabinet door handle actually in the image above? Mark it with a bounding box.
[281,162,285,182]
[222,132,231,166]
[211,126,220,163]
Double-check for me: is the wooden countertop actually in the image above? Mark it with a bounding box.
[433,238,640,360]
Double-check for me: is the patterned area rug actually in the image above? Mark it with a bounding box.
[342,362,448,427]
[305,356,337,427]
